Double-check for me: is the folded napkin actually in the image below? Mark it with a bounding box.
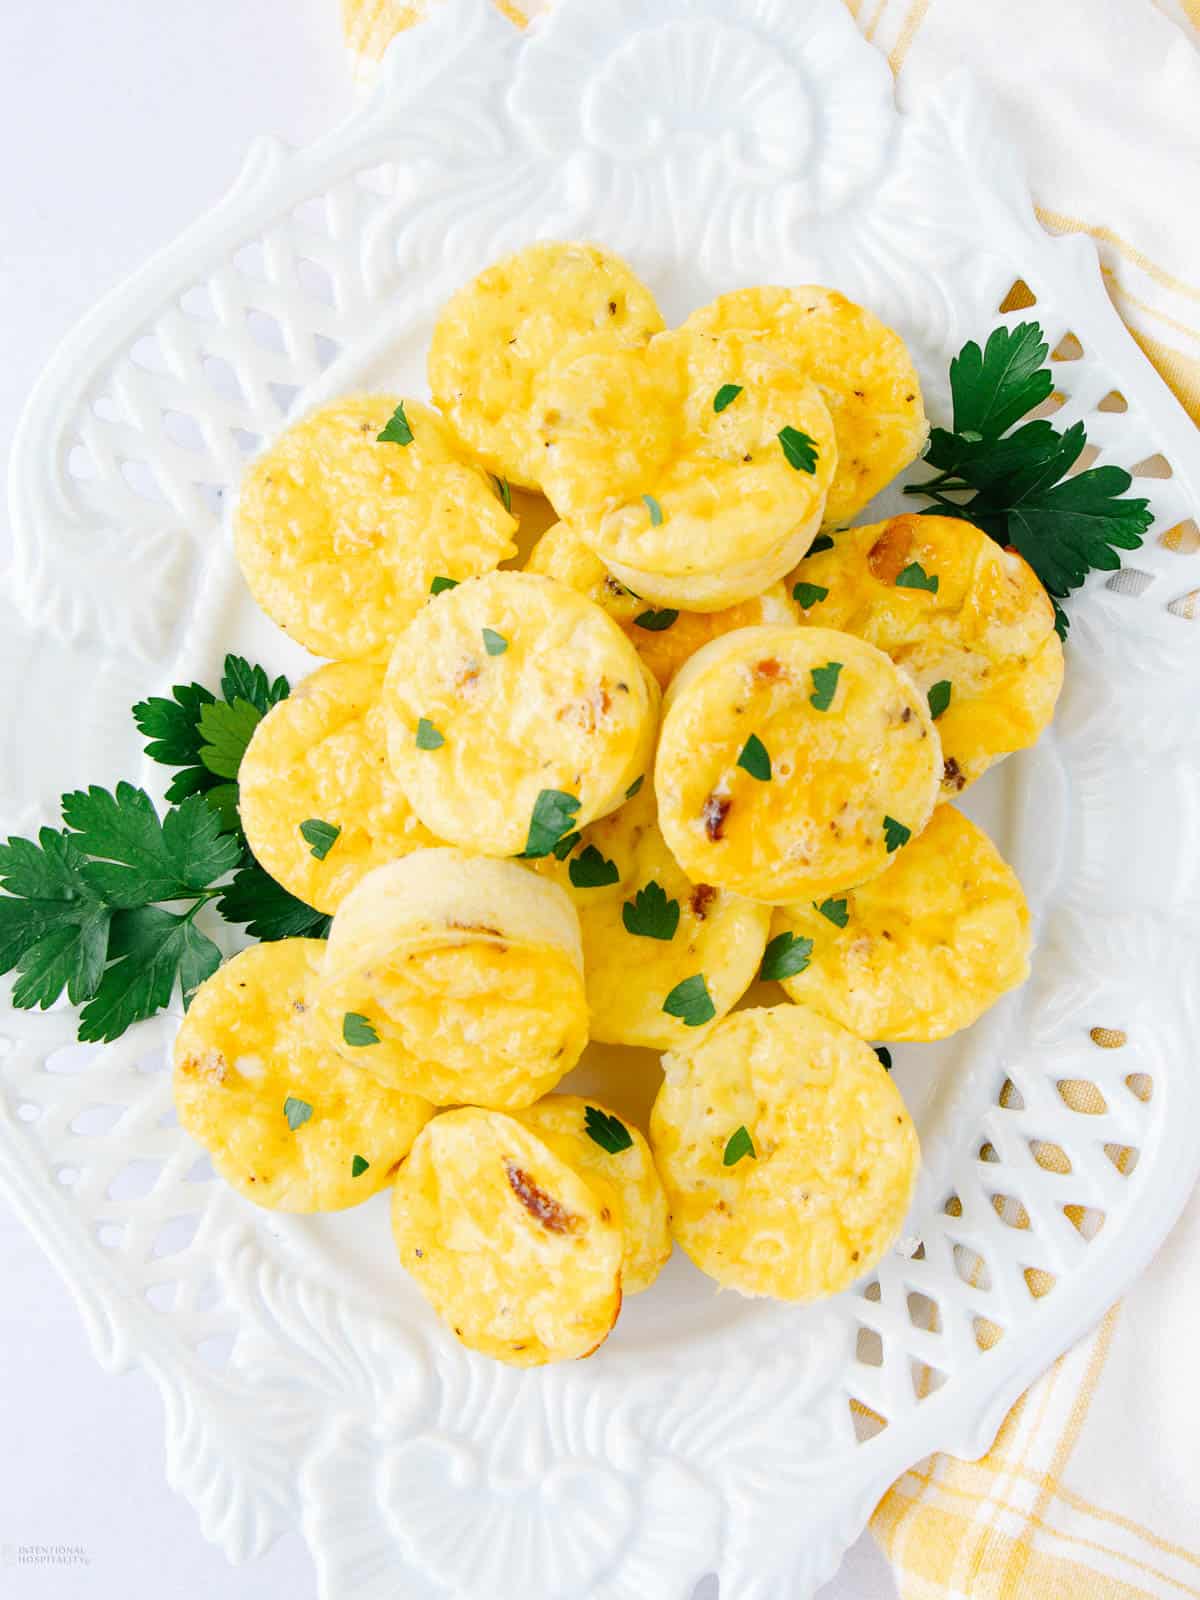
[341,3,1200,1592]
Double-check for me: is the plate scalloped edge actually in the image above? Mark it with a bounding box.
[4,1,1200,1597]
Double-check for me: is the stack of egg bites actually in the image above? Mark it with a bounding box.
[174,242,1063,1367]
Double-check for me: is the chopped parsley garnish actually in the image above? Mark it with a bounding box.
[568,845,619,889]
[521,789,581,859]
[284,1096,314,1131]
[642,493,664,527]
[815,897,849,928]
[551,830,582,861]
[927,680,952,720]
[792,582,829,609]
[634,607,678,631]
[342,1012,379,1047]
[584,1106,634,1154]
[723,1125,756,1166]
[736,734,772,782]
[778,426,819,474]
[429,575,458,595]
[663,973,716,1027]
[299,819,339,860]
[415,718,444,750]
[492,475,512,513]
[481,628,508,656]
[622,880,679,941]
[883,816,911,853]
[760,931,812,981]
[809,534,835,554]
[896,561,939,594]
[875,1046,893,1072]
[809,661,843,712]
[351,1154,370,1177]
[625,776,644,799]
[713,383,743,413]
[906,321,1152,636]
[377,401,414,445]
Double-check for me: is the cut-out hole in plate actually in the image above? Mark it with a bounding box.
[850,1399,888,1442]
[152,1213,200,1259]
[1064,1204,1105,1241]
[978,1142,999,1164]
[1067,442,1101,474]
[998,278,1037,312]
[1167,589,1200,620]
[862,1280,882,1304]
[56,1166,79,1187]
[1024,1267,1056,1299]
[1052,330,1084,361]
[855,1326,883,1367]
[990,1193,1031,1231]
[911,1359,947,1400]
[195,1331,236,1370]
[45,1042,96,1075]
[70,1103,126,1137]
[313,332,340,369]
[1161,518,1200,554]
[180,283,217,322]
[1126,1073,1153,1103]
[67,443,97,481]
[1097,388,1127,413]
[1030,1139,1072,1175]
[974,1316,1005,1351]
[193,483,226,518]
[162,409,207,452]
[16,1102,43,1122]
[107,1159,164,1203]
[95,1222,125,1250]
[907,1292,941,1334]
[1104,1143,1140,1177]
[1089,1026,1128,1050]
[953,1242,992,1293]
[999,1079,1025,1112]
[292,195,332,236]
[246,308,288,354]
[234,240,269,282]
[1057,1079,1108,1114]
[185,1154,215,1184]
[145,1281,178,1312]
[130,333,171,374]
[1028,390,1067,419]
[269,381,300,415]
[230,427,261,455]
[1131,453,1173,480]
[92,392,121,422]
[120,459,167,503]
[202,354,245,404]
[296,256,336,307]
[1105,568,1154,597]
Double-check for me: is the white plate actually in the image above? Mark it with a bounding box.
[4,1,1200,1595]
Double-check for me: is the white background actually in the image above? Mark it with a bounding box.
[0,2,900,1595]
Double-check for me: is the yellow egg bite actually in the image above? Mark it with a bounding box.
[772,805,1031,1041]
[532,326,838,610]
[428,240,665,490]
[234,395,517,660]
[533,779,772,1048]
[173,940,432,1211]
[650,1005,919,1300]
[684,286,928,528]
[788,514,1064,798]
[513,1095,671,1294]
[383,570,658,858]
[392,1107,625,1366]
[317,848,588,1109]
[238,660,442,915]
[655,625,942,904]
[526,518,799,689]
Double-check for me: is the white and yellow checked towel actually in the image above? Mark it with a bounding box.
[344,2,1200,1592]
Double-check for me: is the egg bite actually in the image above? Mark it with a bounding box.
[173,940,432,1212]
[525,518,799,689]
[771,805,1031,1040]
[392,1107,625,1366]
[233,395,517,660]
[238,660,442,915]
[428,240,665,490]
[532,326,838,610]
[316,848,588,1109]
[383,570,658,858]
[683,286,928,528]
[513,1095,671,1293]
[532,778,772,1048]
[655,625,941,904]
[649,1005,919,1300]
[788,514,1064,798]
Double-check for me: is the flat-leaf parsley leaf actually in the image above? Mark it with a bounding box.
[760,931,812,981]
[662,973,715,1027]
[377,401,414,445]
[342,1013,379,1047]
[569,845,619,889]
[723,1125,756,1166]
[713,383,743,413]
[809,661,843,712]
[584,1106,634,1154]
[736,734,771,782]
[778,426,819,473]
[299,819,340,860]
[622,880,679,941]
[927,680,952,720]
[522,790,581,859]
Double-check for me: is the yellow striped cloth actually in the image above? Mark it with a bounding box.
[342,3,1200,1593]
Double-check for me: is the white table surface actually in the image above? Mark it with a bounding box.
[0,3,902,1595]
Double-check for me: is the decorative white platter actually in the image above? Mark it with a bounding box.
[5,0,1200,1595]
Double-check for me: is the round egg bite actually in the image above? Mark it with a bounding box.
[684,286,928,528]
[771,805,1031,1041]
[532,326,838,610]
[532,778,772,1048]
[173,940,432,1212]
[655,625,942,904]
[317,848,588,1110]
[525,519,799,689]
[788,514,1064,798]
[392,1107,624,1366]
[383,570,658,858]
[650,1005,919,1300]
[234,395,517,660]
[428,240,665,490]
[239,660,442,915]
[513,1095,671,1294]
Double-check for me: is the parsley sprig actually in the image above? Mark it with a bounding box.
[907,322,1153,635]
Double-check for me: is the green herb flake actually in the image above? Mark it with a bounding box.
[760,931,813,981]
[429,576,458,596]
[284,1096,314,1131]
[584,1106,634,1155]
[792,582,829,609]
[736,733,772,782]
[809,661,843,713]
[883,816,911,853]
[642,493,664,527]
[815,897,849,928]
[299,818,340,860]
[551,830,582,862]
[415,718,444,750]
[625,776,644,799]
[896,561,939,594]
[482,628,508,656]
[377,401,414,445]
[493,475,512,513]
[622,880,680,941]
[569,845,620,889]
[351,1154,370,1178]
[778,426,819,474]
[634,607,678,632]
[713,383,743,413]
[342,1012,379,1047]
[927,680,952,720]
[662,973,716,1027]
[522,789,581,859]
[808,534,836,555]
[723,1125,756,1167]
[875,1046,893,1072]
